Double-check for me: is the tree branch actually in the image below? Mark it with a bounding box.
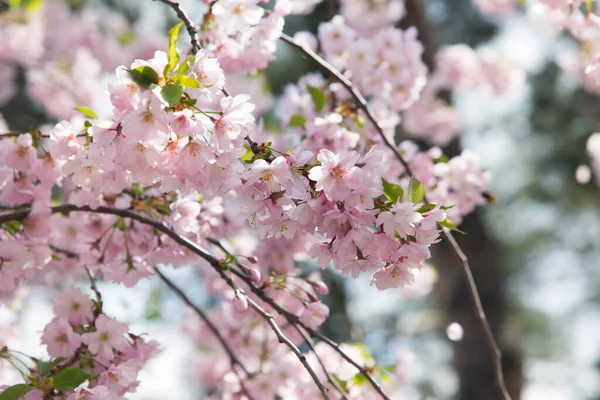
[0,204,329,399]
[154,267,256,400]
[208,237,391,399]
[279,32,511,400]
[153,0,201,55]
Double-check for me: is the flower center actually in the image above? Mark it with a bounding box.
[331,164,346,180]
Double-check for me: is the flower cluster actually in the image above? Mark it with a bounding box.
[0,286,158,399]
[0,0,162,119]
[0,0,496,398]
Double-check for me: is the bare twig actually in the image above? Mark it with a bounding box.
[153,0,201,55]
[244,296,330,399]
[206,236,388,399]
[279,32,511,400]
[84,266,102,307]
[154,267,256,400]
[0,204,329,399]
[294,325,350,400]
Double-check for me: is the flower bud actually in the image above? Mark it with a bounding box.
[233,291,248,312]
[247,255,259,264]
[312,280,329,295]
[248,268,261,283]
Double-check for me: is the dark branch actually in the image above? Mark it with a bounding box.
[154,267,256,400]
[0,204,329,399]
[153,0,201,55]
[279,32,511,400]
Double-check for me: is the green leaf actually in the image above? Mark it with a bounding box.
[144,288,162,321]
[433,154,449,164]
[75,107,98,120]
[24,0,43,10]
[161,84,184,106]
[2,220,22,235]
[288,114,307,128]
[238,148,254,163]
[440,204,455,210]
[0,384,32,400]
[170,75,203,88]
[306,85,326,112]
[416,204,436,213]
[355,114,365,129]
[382,178,403,204]
[165,22,183,78]
[53,368,94,391]
[408,176,424,205]
[127,66,159,89]
[117,30,136,46]
[38,357,65,377]
[352,373,368,386]
[437,218,465,234]
[176,55,196,75]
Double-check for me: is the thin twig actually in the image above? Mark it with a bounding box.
[204,237,387,399]
[84,266,102,307]
[244,296,330,399]
[279,32,511,400]
[153,0,201,55]
[279,32,410,172]
[154,267,256,400]
[294,325,350,400]
[0,205,329,399]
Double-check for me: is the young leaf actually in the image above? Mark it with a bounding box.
[355,114,365,129]
[144,288,162,321]
[165,22,183,77]
[176,55,196,75]
[127,66,159,89]
[75,107,98,120]
[53,368,94,391]
[416,203,436,213]
[306,85,326,112]
[408,176,424,205]
[238,148,254,163]
[0,384,32,400]
[161,84,184,106]
[352,373,368,386]
[440,204,455,210]
[437,218,466,234]
[382,178,403,204]
[288,114,307,128]
[171,75,203,88]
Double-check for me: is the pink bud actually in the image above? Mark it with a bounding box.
[312,281,329,295]
[286,153,297,164]
[247,256,259,264]
[248,268,261,283]
[233,291,248,312]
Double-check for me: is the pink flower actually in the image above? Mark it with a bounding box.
[5,134,37,171]
[376,202,423,239]
[243,157,292,194]
[299,301,329,328]
[41,318,82,358]
[212,0,264,35]
[308,149,360,201]
[370,262,417,290]
[213,94,255,149]
[54,286,95,325]
[81,315,129,360]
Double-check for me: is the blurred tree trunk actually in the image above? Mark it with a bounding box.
[400,1,523,399]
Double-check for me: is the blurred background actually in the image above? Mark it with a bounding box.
[2,0,600,399]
